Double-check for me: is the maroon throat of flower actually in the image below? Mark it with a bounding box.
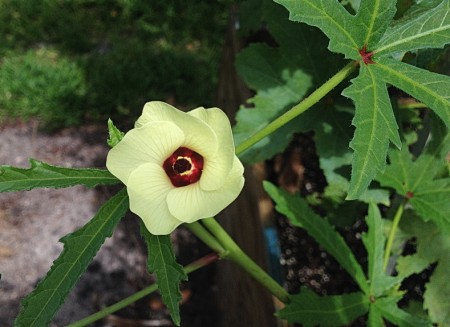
[163,147,204,187]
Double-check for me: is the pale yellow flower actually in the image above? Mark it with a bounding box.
[106,101,245,235]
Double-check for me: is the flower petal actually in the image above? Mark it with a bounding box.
[127,163,182,235]
[166,156,245,223]
[188,107,235,191]
[136,101,218,159]
[106,121,185,184]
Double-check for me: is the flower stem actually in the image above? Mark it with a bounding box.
[383,202,405,272]
[202,217,290,304]
[186,222,227,254]
[235,61,357,156]
[66,253,219,327]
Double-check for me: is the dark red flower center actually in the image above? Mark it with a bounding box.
[163,147,204,187]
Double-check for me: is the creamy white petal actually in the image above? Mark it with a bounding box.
[137,101,218,159]
[127,163,182,235]
[135,101,180,127]
[189,107,235,191]
[166,156,245,223]
[106,121,184,184]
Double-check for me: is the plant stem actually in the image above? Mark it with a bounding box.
[202,217,290,304]
[186,222,227,254]
[235,61,358,156]
[383,202,405,272]
[66,253,219,327]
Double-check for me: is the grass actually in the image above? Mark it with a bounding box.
[0,0,232,130]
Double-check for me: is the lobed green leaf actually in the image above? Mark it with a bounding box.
[356,0,397,50]
[396,212,450,326]
[0,159,119,192]
[343,64,400,199]
[15,188,129,327]
[423,257,450,325]
[374,58,450,129]
[274,0,360,58]
[378,134,450,234]
[278,289,369,326]
[376,0,450,56]
[141,227,187,326]
[375,296,433,327]
[264,181,369,293]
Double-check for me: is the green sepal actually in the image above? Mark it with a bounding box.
[107,118,125,148]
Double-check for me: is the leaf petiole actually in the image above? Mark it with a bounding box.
[383,201,405,272]
[235,61,357,156]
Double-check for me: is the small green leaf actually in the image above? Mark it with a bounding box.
[263,181,369,293]
[141,226,187,326]
[362,203,400,297]
[0,159,119,192]
[376,0,450,56]
[378,139,450,234]
[374,58,450,129]
[107,118,125,148]
[375,296,433,327]
[278,289,369,326]
[343,64,401,199]
[15,188,129,327]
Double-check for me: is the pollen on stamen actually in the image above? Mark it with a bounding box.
[163,147,204,187]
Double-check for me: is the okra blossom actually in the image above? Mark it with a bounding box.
[106,101,245,235]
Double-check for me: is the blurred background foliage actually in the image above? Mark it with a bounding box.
[0,0,232,130]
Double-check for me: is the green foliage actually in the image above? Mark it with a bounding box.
[263,181,369,293]
[396,212,450,326]
[362,203,400,297]
[373,296,433,327]
[264,181,435,326]
[234,0,345,163]
[376,0,450,56]
[278,289,369,326]
[342,64,401,198]
[15,188,129,326]
[237,0,450,199]
[0,48,86,129]
[140,227,187,326]
[377,136,450,234]
[0,159,119,192]
[0,0,231,129]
